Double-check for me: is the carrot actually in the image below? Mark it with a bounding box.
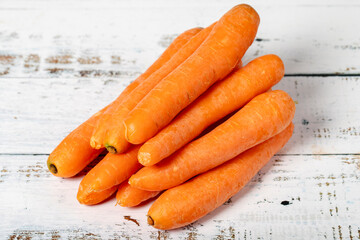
[47,28,201,178]
[76,156,119,205]
[138,54,284,166]
[90,27,203,150]
[116,182,160,207]
[147,123,294,230]
[129,90,295,191]
[77,184,117,206]
[80,145,141,193]
[47,108,107,178]
[124,4,260,145]
[77,147,142,205]
[93,24,216,154]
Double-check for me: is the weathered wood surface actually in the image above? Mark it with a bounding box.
[1,154,359,239]
[1,76,359,155]
[1,0,360,239]
[1,0,360,78]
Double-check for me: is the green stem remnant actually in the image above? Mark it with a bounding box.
[105,144,117,154]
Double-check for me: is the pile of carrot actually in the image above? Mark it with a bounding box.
[47,4,295,230]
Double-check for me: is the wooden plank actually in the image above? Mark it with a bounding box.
[0,76,359,155]
[1,1,359,238]
[1,0,360,9]
[0,154,359,239]
[0,0,360,78]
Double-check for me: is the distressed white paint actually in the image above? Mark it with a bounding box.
[0,76,359,155]
[1,0,360,239]
[0,154,359,239]
[0,0,360,78]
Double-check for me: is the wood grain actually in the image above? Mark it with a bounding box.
[1,0,360,239]
[0,154,359,239]
[0,0,360,78]
[0,76,359,155]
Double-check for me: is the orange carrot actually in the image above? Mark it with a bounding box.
[147,123,294,230]
[77,147,141,205]
[77,161,119,205]
[138,54,284,166]
[116,182,160,207]
[80,145,141,193]
[129,90,295,191]
[90,27,203,150]
[77,184,117,205]
[47,28,201,178]
[124,4,260,145]
[92,24,216,154]
[47,108,107,178]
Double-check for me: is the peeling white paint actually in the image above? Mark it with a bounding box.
[1,0,360,239]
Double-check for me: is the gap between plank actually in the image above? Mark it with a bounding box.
[0,153,359,156]
[284,73,360,77]
[1,74,360,80]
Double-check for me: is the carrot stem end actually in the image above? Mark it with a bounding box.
[147,215,154,226]
[49,164,58,174]
[105,144,117,154]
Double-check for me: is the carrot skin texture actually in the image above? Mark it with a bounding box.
[116,182,160,207]
[85,145,141,192]
[138,54,285,166]
[77,183,118,206]
[48,28,202,176]
[148,123,294,230]
[124,4,260,144]
[90,27,203,151]
[77,146,141,204]
[96,25,215,154]
[47,108,106,178]
[129,90,295,191]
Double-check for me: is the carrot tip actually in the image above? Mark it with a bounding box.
[105,144,117,154]
[89,137,96,148]
[48,163,58,174]
[147,215,154,226]
[90,136,103,149]
[138,152,151,166]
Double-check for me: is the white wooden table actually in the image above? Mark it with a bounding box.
[1,0,359,239]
